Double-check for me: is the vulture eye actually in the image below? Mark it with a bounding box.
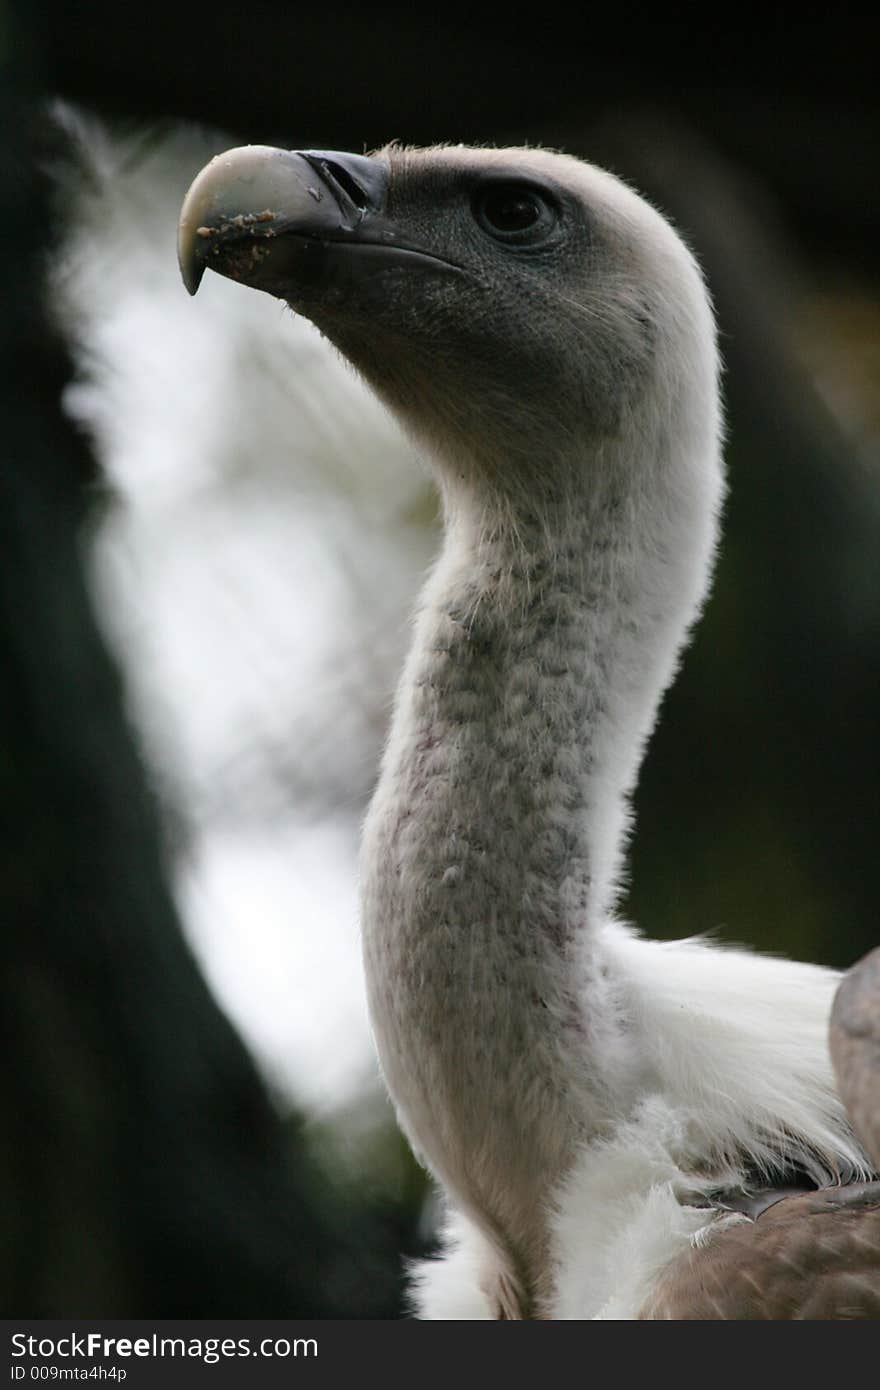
[473,182,557,245]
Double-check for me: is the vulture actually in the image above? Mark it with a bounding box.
[178,142,880,1318]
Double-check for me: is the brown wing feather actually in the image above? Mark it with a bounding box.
[641,1186,880,1319]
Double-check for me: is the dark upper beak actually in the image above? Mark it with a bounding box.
[178,146,391,296]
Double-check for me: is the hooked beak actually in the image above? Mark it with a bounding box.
[178,145,457,299]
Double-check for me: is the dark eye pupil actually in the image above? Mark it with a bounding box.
[472,182,557,244]
[482,189,541,232]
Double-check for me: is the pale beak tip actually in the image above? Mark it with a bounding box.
[178,203,207,296]
[180,255,205,296]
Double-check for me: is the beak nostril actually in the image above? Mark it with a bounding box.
[317,159,370,210]
[299,151,387,217]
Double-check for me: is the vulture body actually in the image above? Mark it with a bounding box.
[178,142,880,1318]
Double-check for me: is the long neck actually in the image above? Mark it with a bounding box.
[360,439,715,1302]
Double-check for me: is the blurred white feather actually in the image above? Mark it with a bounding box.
[51,106,439,1114]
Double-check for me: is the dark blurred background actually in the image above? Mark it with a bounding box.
[3,1,878,1317]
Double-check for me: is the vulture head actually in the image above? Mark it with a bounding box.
[179,143,719,525]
